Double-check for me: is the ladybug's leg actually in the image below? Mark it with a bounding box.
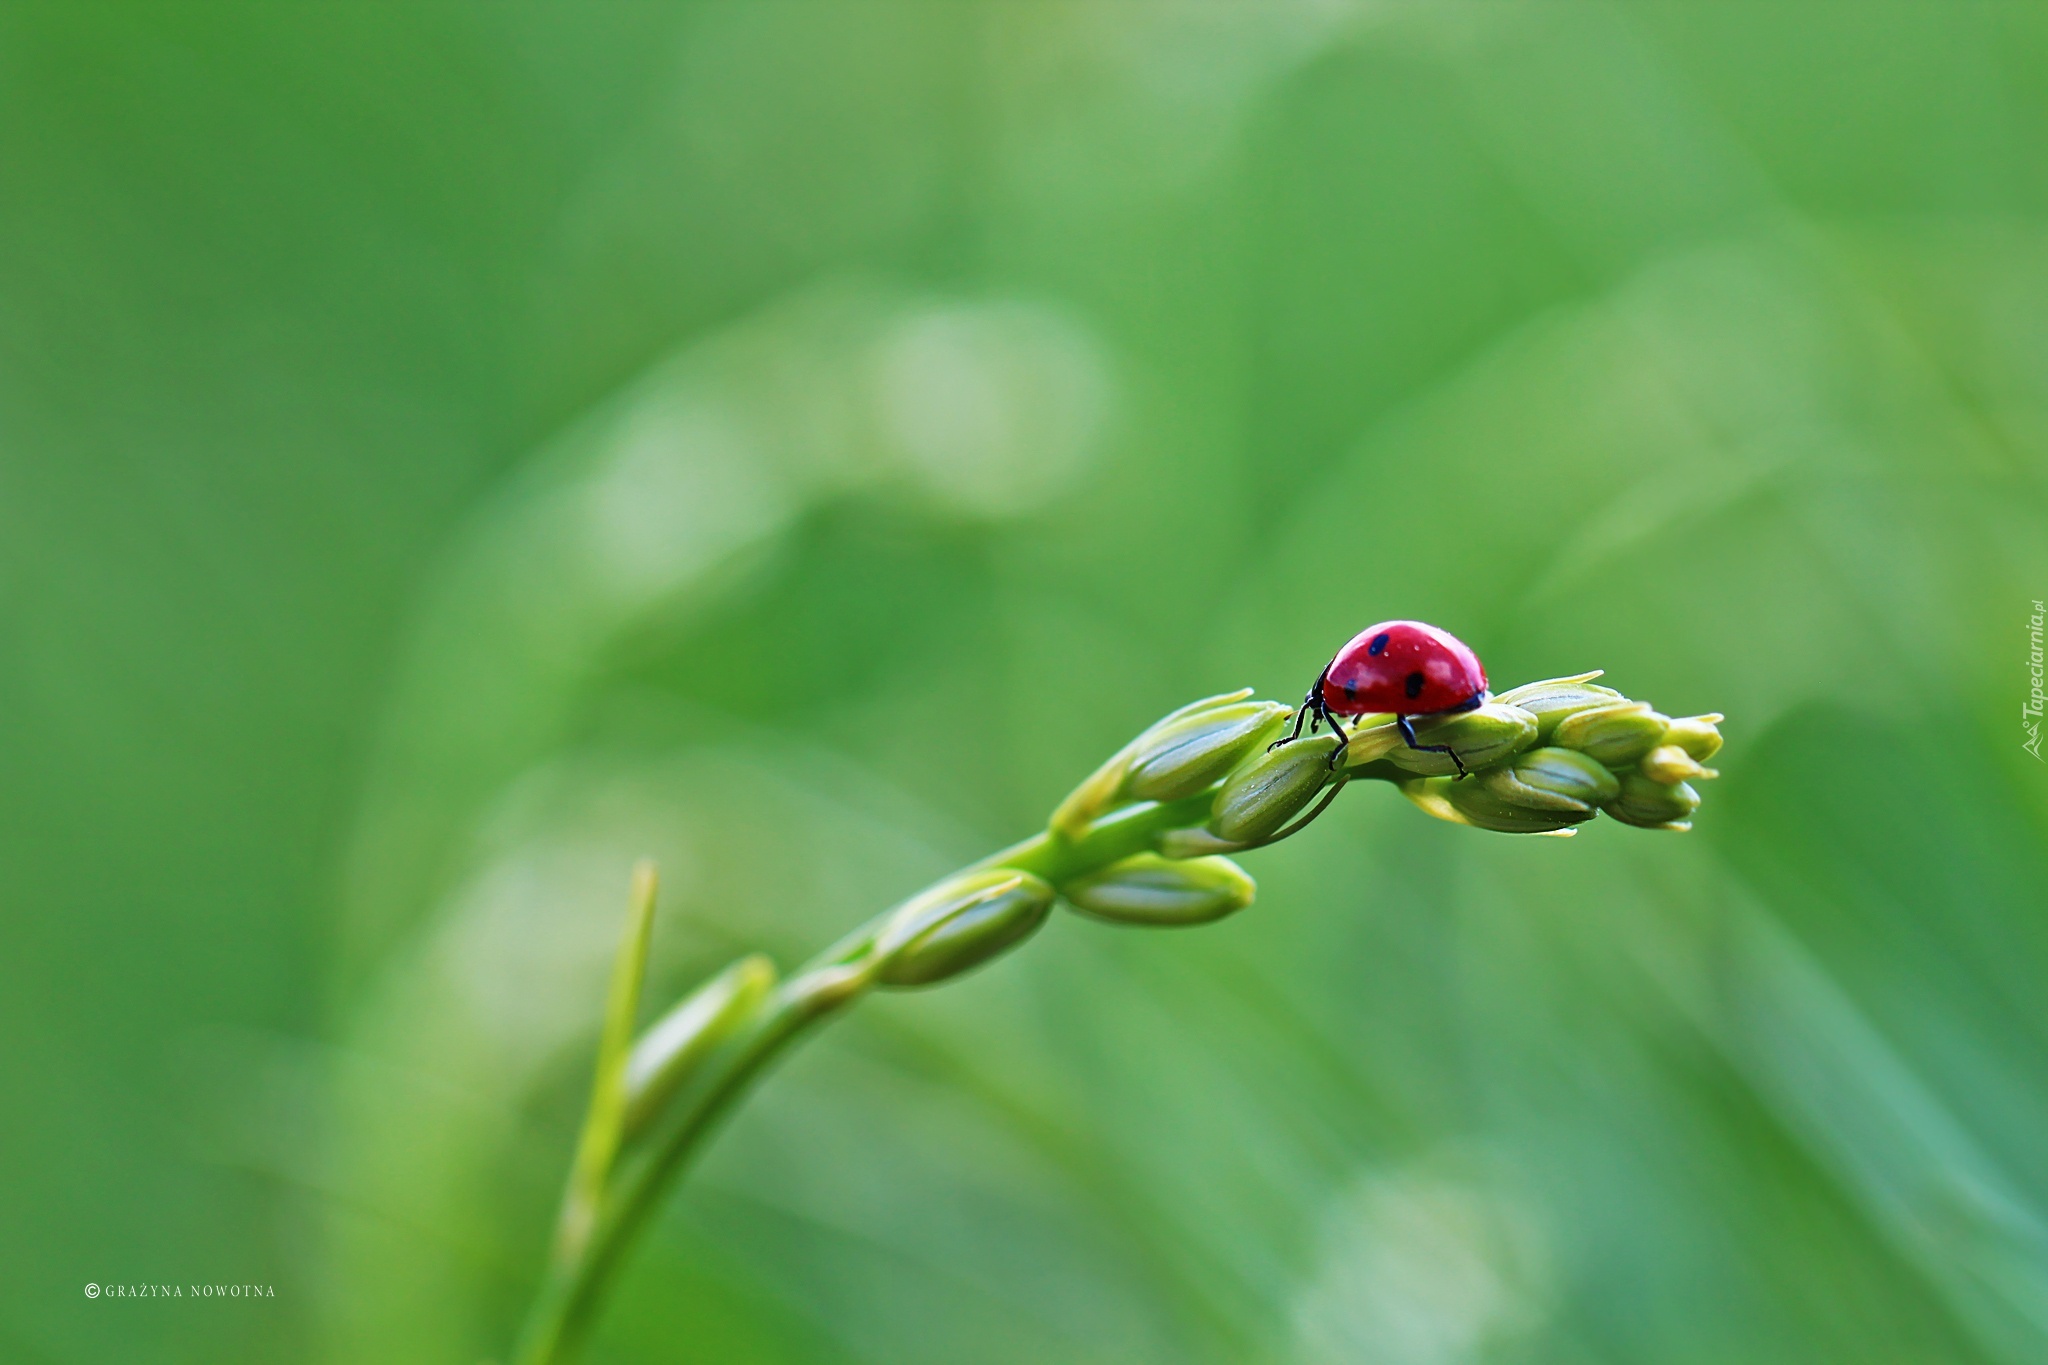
[1271,669,1330,751]
[1397,715,1469,779]
[1321,710,1351,769]
[1270,690,1312,750]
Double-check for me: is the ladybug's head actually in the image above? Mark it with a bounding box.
[1320,619,1488,717]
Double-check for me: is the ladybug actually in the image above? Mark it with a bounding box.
[1276,620,1490,775]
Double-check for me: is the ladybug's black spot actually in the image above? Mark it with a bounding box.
[1368,632,1390,657]
[1343,679,1357,701]
[1404,671,1425,699]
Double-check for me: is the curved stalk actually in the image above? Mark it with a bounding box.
[512,676,1723,1364]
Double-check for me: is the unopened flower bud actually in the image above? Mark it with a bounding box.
[1553,702,1670,767]
[1208,734,1339,843]
[1493,673,1628,742]
[873,868,1056,988]
[787,960,875,1019]
[1448,778,1596,833]
[1639,744,1717,784]
[1602,771,1700,830]
[1154,826,1250,858]
[1049,689,1258,840]
[1063,853,1255,926]
[1381,703,1538,776]
[1338,717,1405,767]
[1484,746,1620,809]
[1659,714,1724,763]
[1123,700,1294,802]
[624,954,777,1135]
[1400,776,1587,834]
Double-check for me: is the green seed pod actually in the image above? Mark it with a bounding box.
[1639,744,1717,784]
[624,954,778,1136]
[786,959,876,1019]
[1153,826,1250,858]
[1493,672,1628,742]
[1338,716,1404,768]
[1398,777,1464,827]
[1602,770,1700,829]
[1047,753,1131,843]
[1400,776,1585,834]
[873,868,1057,988]
[1445,777,1597,833]
[1660,714,1725,763]
[1553,702,1670,768]
[1048,688,1257,840]
[1123,700,1294,802]
[1063,853,1255,926]
[1208,733,1340,843]
[1492,746,1622,807]
[1382,703,1538,776]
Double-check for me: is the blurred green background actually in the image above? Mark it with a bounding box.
[4,4,2047,1363]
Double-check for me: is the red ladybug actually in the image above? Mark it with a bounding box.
[1277,620,1490,775]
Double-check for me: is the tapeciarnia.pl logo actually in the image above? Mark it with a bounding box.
[85,1282,275,1299]
[2027,599,2045,761]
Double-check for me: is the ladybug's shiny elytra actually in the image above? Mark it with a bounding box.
[1276,620,1490,775]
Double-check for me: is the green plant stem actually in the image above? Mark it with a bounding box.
[512,672,1725,1364]
[511,794,1215,1365]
